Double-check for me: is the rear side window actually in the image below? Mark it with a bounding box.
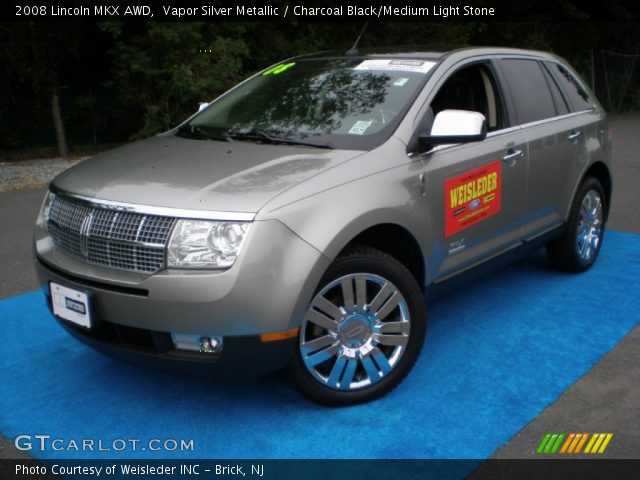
[500,59,557,124]
[547,62,594,112]
[541,65,569,115]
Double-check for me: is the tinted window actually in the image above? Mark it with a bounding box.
[541,65,569,115]
[500,59,557,124]
[548,62,594,112]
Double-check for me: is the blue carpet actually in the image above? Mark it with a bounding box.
[1,231,638,460]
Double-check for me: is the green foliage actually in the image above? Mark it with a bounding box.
[102,23,249,139]
[2,14,639,151]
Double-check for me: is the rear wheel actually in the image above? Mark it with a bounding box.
[547,176,606,272]
[288,246,426,406]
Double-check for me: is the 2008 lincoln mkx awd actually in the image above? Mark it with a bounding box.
[34,47,612,405]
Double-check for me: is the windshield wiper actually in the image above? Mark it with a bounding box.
[228,129,334,149]
[177,125,231,142]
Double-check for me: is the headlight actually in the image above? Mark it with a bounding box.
[167,220,251,269]
[37,190,56,228]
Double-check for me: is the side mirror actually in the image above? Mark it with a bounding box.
[197,102,209,113]
[419,110,487,149]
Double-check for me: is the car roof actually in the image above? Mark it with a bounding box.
[294,46,559,63]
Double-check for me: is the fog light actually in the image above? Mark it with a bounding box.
[171,333,223,353]
[200,336,222,353]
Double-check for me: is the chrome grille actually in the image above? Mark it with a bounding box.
[47,195,176,273]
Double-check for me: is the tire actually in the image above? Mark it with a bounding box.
[546,176,606,273]
[288,246,426,406]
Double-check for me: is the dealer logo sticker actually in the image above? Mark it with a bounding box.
[536,432,613,454]
[444,160,502,237]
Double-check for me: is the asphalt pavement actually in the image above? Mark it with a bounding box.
[0,114,638,461]
[492,113,640,459]
[0,188,45,298]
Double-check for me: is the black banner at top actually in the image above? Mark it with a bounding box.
[2,0,640,23]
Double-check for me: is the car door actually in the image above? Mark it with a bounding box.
[497,58,589,239]
[542,61,598,225]
[418,61,528,280]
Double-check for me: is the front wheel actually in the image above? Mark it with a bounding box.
[547,176,606,273]
[288,246,426,406]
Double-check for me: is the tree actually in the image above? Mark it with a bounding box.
[0,23,81,157]
[102,22,250,139]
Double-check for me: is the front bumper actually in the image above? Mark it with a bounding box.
[48,295,296,377]
[34,219,330,375]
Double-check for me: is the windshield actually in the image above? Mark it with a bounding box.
[178,58,437,150]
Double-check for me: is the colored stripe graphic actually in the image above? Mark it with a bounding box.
[538,433,613,454]
[598,434,614,453]
[585,433,614,454]
[560,433,575,453]
[567,433,583,453]
[550,434,565,453]
[574,433,589,453]
[584,434,598,453]
[536,433,565,454]
[536,434,552,453]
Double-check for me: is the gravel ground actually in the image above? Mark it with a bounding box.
[0,157,87,192]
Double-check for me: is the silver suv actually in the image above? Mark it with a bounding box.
[34,47,612,405]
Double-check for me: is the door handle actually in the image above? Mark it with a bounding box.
[502,149,524,165]
[418,173,427,196]
[568,130,582,143]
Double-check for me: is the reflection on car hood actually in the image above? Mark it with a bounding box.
[52,135,364,214]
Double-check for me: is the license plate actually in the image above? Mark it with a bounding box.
[50,282,91,329]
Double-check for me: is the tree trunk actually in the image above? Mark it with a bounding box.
[51,92,68,158]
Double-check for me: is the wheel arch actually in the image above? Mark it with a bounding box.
[336,223,426,290]
[582,161,612,221]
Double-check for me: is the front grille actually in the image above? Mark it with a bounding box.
[48,195,176,273]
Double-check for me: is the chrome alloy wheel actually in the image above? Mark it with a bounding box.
[576,189,603,262]
[300,273,411,391]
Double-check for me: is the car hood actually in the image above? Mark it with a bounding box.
[52,135,363,214]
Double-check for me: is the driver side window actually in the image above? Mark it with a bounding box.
[431,63,506,132]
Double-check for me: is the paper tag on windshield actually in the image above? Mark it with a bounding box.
[393,77,409,86]
[354,59,436,74]
[348,120,373,135]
